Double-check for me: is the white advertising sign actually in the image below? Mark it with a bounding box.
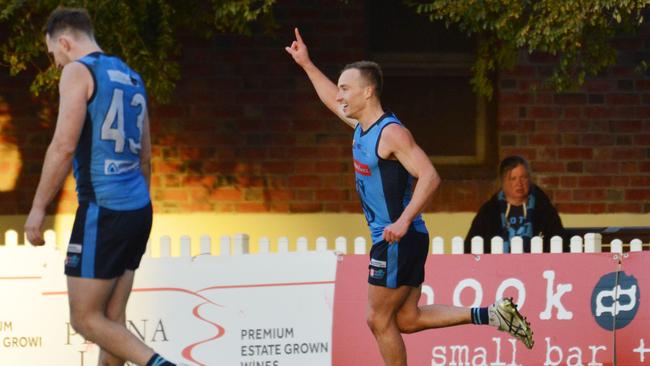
[0,248,337,366]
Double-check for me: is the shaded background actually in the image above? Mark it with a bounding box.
[0,0,648,247]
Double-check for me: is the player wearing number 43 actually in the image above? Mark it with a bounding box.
[24,7,181,366]
[285,28,534,365]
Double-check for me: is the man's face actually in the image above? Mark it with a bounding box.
[502,164,530,204]
[336,68,369,119]
[45,33,70,69]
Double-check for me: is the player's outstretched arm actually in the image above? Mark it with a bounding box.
[24,62,89,245]
[380,124,440,243]
[285,27,357,129]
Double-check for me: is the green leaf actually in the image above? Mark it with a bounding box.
[408,0,650,97]
[0,1,277,102]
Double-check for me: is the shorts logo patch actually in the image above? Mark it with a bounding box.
[370,259,387,268]
[67,243,83,254]
[370,268,385,279]
[65,254,80,268]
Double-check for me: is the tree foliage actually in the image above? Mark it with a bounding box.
[0,0,276,102]
[408,0,650,97]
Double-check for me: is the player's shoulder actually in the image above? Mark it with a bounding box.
[60,61,92,86]
[380,122,413,144]
[62,60,89,75]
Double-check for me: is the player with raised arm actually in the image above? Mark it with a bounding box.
[285,28,534,365]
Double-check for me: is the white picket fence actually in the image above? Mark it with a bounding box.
[1,229,647,256]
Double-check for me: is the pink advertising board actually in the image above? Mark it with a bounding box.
[333,252,650,366]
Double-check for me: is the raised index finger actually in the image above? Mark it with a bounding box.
[294,27,304,44]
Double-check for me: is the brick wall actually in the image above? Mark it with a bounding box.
[145,1,367,214]
[498,28,650,214]
[0,1,648,215]
[0,68,55,214]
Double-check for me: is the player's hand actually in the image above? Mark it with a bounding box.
[284,27,312,67]
[383,219,409,244]
[25,207,46,246]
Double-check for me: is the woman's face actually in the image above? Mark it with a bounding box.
[503,164,530,204]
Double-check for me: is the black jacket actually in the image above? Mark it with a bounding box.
[464,185,567,253]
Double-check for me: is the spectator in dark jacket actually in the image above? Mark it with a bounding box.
[465,156,566,253]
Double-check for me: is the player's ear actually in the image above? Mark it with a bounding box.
[364,85,373,100]
[58,35,72,53]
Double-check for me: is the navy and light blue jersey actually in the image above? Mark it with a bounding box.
[74,52,150,211]
[352,112,427,244]
[499,190,535,252]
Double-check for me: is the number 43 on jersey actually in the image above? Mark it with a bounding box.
[101,88,146,154]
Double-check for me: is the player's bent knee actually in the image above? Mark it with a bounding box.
[365,312,376,331]
[105,308,126,323]
[69,315,90,338]
[395,313,418,334]
[366,310,391,334]
[396,321,418,334]
[69,312,100,341]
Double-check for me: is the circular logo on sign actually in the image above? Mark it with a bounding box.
[590,271,640,331]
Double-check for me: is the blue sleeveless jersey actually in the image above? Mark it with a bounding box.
[74,52,150,211]
[352,112,427,244]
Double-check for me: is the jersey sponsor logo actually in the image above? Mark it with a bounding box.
[67,243,83,254]
[107,69,137,86]
[353,159,371,176]
[104,159,139,175]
